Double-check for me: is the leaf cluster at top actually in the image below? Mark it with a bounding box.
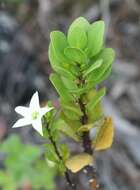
[49,17,115,103]
[47,17,115,148]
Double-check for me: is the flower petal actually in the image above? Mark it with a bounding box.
[39,107,54,117]
[32,119,43,136]
[15,106,30,117]
[12,118,31,128]
[30,91,40,111]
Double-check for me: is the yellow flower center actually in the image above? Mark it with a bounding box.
[32,111,39,120]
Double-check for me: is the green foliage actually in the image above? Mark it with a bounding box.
[51,118,80,141]
[83,59,103,77]
[86,48,115,85]
[45,144,59,163]
[50,31,68,63]
[0,171,16,190]
[68,26,87,49]
[0,135,56,190]
[49,73,74,102]
[49,18,115,95]
[45,143,70,174]
[64,47,87,64]
[67,17,89,49]
[86,88,106,112]
[85,89,104,123]
[48,17,115,145]
[85,21,105,57]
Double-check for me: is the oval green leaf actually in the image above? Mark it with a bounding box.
[85,21,105,57]
[83,59,103,77]
[49,73,74,102]
[86,88,106,112]
[50,31,69,63]
[64,47,87,64]
[68,26,87,49]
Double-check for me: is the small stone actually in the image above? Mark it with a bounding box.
[89,179,94,183]
[83,169,87,174]
[96,184,100,188]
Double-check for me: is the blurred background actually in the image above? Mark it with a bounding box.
[0,0,140,189]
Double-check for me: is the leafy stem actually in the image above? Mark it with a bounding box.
[48,17,115,190]
[78,98,92,154]
[45,121,76,190]
[77,79,101,190]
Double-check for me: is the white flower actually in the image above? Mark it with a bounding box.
[12,91,53,136]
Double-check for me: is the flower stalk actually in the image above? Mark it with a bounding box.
[45,120,77,190]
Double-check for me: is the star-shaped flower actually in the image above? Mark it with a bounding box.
[12,91,53,136]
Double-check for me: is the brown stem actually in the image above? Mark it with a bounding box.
[46,123,76,190]
[78,98,101,190]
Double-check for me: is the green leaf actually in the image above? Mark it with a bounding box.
[50,31,68,63]
[60,112,81,130]
[57,160,66,174]
[69,87,86,96]
[86,88,106,112]
[49,73,74,102]
[45,144,59,162]
[60,144,70,161]
[86,48,115,84]
[61,76,78,90]
[85,21,105,57]
[67,17,89,50]
[65,17,90,51]
[68,26,87,49]
[93,65,112,85]
[64,47,87,64]
[49,43,78,76]
[89,103,103,123]
[61,101,82,117]
[68,17,89,33]
[83,59,103,77]
[48,43,60,69]
[63,109,80,120]
[56,119,80,141]
[52,65,76,80]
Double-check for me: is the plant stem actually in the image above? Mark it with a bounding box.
[78,98,101,190]
[46,122,76,190]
